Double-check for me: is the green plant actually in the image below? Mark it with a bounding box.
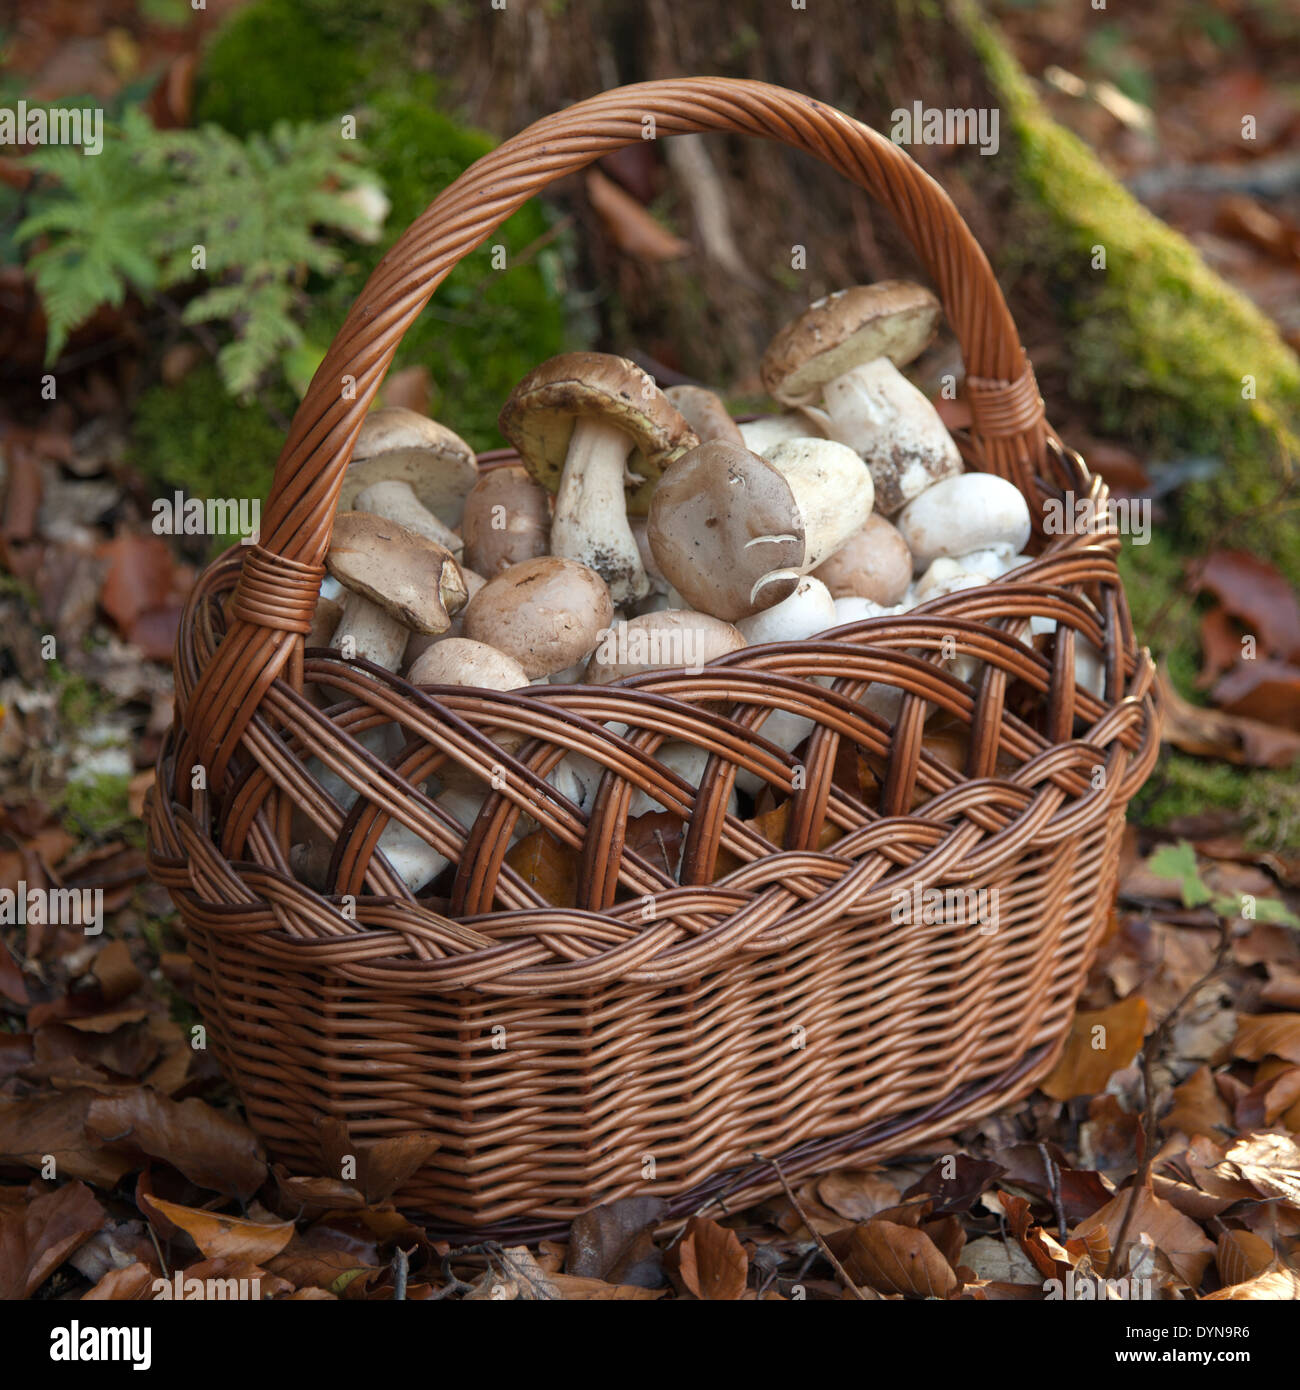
[17,107,382,396]
[1145,839,1300,925]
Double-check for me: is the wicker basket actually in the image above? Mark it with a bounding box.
[146,78,1159,1238]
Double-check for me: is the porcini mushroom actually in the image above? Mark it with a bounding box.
[354,479,462,555]
[647,437,874,622]
[338,408,479,549]
[460,465,551,576]
[760,282,961,515]
[584,610,745,684]
[664,384,744,447]
[327,511,468,670]
[464,555,613,680]
[738,413,824,454]
[896,473,1032,571]
[813,514,912,605]
[403,567,487,670]
[498,352,697,602]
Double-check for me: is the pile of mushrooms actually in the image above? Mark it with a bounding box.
[298,289,1106,895]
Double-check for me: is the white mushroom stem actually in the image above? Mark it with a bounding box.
[330,591,407,670]
[552,417,649,603]
[354,479,463,556]
[629,743,739,820]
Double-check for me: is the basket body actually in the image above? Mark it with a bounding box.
[145,78,1160,1237]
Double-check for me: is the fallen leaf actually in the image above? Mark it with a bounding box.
[97,533,175,634]
[139,1194,293,1263]
[316,1121,440,1204]
[1196,606,1245,688]
[0,1092,134,1188]
[844,1219,959,1298]
[675,1216,748,1301]
[565,1196,666,1288]
[903,1155,1004,1215]
[1233,1013,1300,1064]
[1040,997,1148,1101]
[816,1170,902,1222]
[1216,1133,1300,1206]
[1073,1187,1215,1287]
[505,830,578,908]
[1161,1064,1234,1138]
[85,1091,266,1199]
[81,1262,157,1300]
[548,1273,665,1299]
[1204,1267,1300,1300]
[1212,660,1300,731]
[0,1180,105,1298]
[1194,551,1300,661]
[1215,1230,1275,1287]
[586,168,691,262]
[960,1235,1043,1286]
[1155,664,1300,767]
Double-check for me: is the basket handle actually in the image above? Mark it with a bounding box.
[186,76,1051,786]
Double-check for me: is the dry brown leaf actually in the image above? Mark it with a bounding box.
[86,1091,266,1199]
[505,830,578,908]
[1161,1064,1234,1138]
[1233,1013,1300,1064]
[81,1261,157,1300]
[844,1219,959,1298]
[1073,1187,1215,1287]
[1041,997,1149,1101]
[0,1092,134,1188]
[139,1194,293,1263]
[586,168,691,262]
[565,1196,666,1288]
[817,1169,902,1222]
[1204,1267,1300,1300]
[1216,1133,1300,1207]
[1213,660,1300,731]
[0,1180,105,1299]
[463,1245,559,1301]
[1155,664,1300,767]
[316,1121,440,1204]
[1194,551,1300,661]
[1215,1229,1275,1287]
[676,1216,748,1301]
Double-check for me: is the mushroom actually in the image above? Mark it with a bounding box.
[402,567,487,670]
[407,636,531,691]
[464,555,614,680]
[460,465,551,576]
[628,743,739,821]
[664,384,744,447]
[353,479,462,555]
[585,610,745,684]
[498,352,697,602]
[736,576,837,646]
[896,474,1032,572]
[647,437,874,622]
[760,282,961,515]
[737,413,824,454]
[326,512,468,670]
[338,408,479,551]
[812,514,912,605]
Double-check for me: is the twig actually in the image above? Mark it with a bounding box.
[755,1150,868,1301]
[1038,1141,1067,1244]
[392,1245,410,1301]
[147,1221,170,1282]
[1105,920,1233,1278]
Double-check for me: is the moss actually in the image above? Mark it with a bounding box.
[192,4,574,453]
[52,665,110,730]
[129,364,290,534]
[1133,752,1300,851]
[192,0,368,136]
[62,773,133,839]
[961,3,1300,588]
[1116,531,1203,695]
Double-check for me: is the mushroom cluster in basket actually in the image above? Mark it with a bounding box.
[302,280,1104,893]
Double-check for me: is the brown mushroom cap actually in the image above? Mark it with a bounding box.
[585,610,746,684]
[463,555,614,679]
[760,282,942,406]
[337,408,479,523]
[813,514,913,605]
[664,384,744,448]
[461,465,551,576]
[406,637,530,691]
[327,511,468,635]
[647,440,805,622]
[498,352,698,516]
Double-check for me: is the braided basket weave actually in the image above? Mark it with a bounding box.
[146,78,1159,1238]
